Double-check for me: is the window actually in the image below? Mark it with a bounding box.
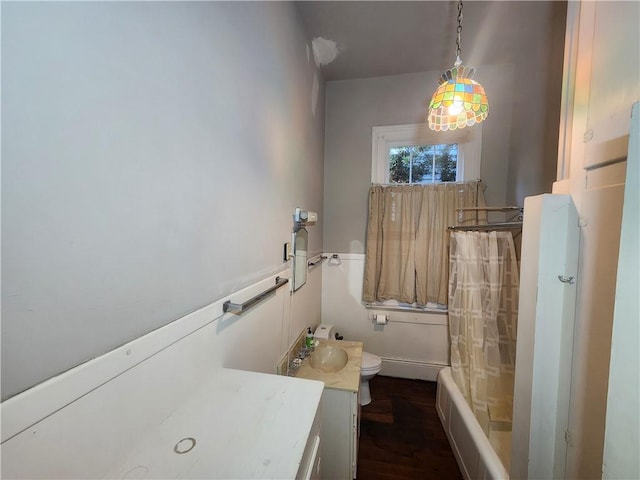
[372,123,482,184]
[389,144,459,184]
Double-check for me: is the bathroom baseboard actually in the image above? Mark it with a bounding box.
[379,357,449,382]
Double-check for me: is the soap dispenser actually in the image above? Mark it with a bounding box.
[305,327,314,348]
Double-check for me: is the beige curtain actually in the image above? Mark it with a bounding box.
[448,231,519,434]
[363,182,485,305]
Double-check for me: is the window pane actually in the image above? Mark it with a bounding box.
[389,143,457,184]
[389,147,411,183]
[434,144,458,182]
[412,146,432,184]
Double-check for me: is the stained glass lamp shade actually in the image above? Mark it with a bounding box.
[428,63,488,131]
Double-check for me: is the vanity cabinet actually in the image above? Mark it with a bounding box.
[321,388,360,479]
[292,339,363,480]
[1,366,325,479]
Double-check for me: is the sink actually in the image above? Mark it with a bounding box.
[309,345,349,372]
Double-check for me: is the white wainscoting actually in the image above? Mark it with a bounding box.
[1,268,319,444]
[0,267,325,479]
[321,253,450,381]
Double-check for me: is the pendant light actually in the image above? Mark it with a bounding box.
[428,0,489,131]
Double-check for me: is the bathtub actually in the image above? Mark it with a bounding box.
[436,367,510,480]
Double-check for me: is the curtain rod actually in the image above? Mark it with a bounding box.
[371,179,482,187]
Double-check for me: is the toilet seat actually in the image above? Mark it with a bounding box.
[361,351,382,372]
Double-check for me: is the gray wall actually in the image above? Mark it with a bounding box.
[2,2,325,399]
[323,2,566,253]
[505,1,567,205]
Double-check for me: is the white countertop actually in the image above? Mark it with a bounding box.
[104,368,324,479]
[2,364,324,480]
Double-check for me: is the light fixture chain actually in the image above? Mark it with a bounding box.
[428,0,488,132]
[456,0,463,64]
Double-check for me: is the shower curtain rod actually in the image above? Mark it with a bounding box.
[448,221,523,231]
[457,206,522,212]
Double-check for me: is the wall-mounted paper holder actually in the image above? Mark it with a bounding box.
[373,313,388,325]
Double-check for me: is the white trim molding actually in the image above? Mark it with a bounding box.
[557,0,581,181]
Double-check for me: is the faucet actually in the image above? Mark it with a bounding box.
[297,344,315,359]
[287,344,316,376]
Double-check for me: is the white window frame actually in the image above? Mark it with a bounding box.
[371,123,482,184]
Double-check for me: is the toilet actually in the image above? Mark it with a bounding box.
[313,324,382,406]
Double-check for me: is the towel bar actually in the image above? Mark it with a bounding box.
[222,276,289,314]
[308,255,327,267]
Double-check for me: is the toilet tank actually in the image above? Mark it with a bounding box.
[313,324,335,340]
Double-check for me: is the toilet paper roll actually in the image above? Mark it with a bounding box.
[375,314,388,325]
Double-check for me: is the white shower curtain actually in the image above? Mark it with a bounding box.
[448,231,519,435]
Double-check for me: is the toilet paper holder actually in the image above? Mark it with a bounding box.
[373,313,389,325]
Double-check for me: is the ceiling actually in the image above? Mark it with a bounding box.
[296,1,565,81]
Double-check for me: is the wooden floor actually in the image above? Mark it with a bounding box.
[356,375,463,480]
